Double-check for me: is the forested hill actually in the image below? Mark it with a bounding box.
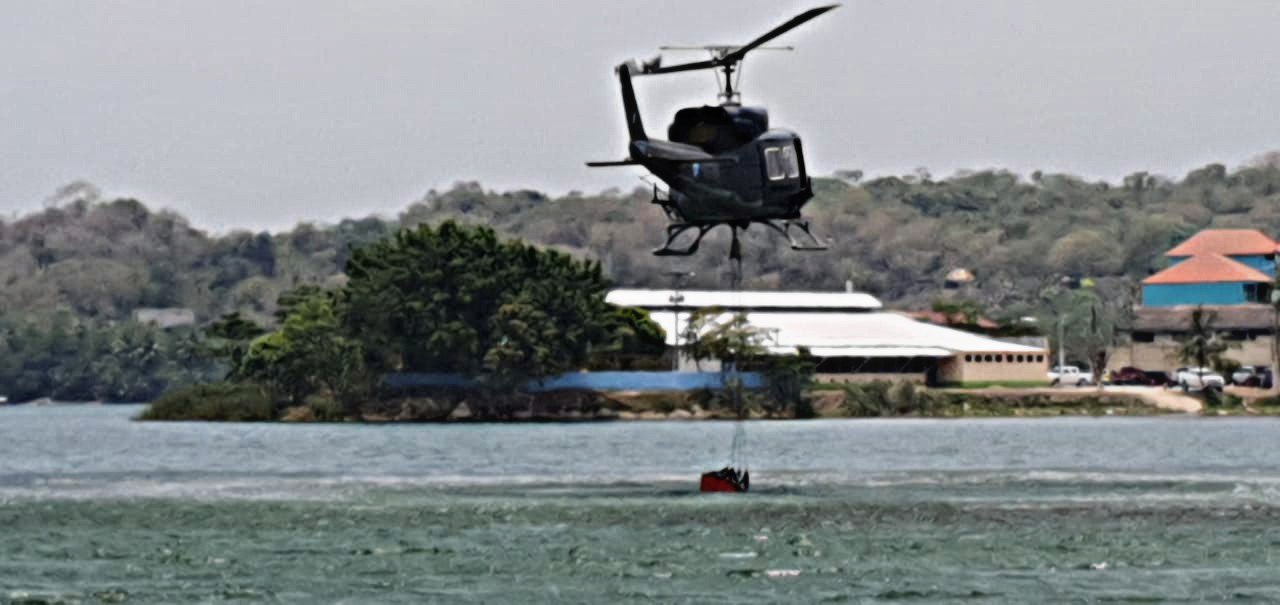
[5,160,1280,325]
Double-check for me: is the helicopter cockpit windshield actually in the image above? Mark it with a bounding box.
[764,143,801,180]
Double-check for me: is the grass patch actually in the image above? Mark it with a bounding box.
[140,382,276,422]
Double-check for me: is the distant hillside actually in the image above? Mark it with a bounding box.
[4,160,1280,325]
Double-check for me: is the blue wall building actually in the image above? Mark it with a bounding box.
[1142,230,1277,308]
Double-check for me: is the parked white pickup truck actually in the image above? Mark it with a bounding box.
[1048,366,1092,387]
[1174,367,1225,392]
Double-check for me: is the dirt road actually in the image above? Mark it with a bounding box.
[1103,385,1202,413]
[940,385,1203,414]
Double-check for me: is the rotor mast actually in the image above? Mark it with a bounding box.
[637,4,840,105]
[659,45,793,105]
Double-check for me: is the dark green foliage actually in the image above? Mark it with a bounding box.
[1175,307,1233,370]
[4,163,1280,327]
[342,220,615,387]
[239,294,367,411]
[0,313,218,403]
[7,162,1280,328]
[589,306,668,370]
[841,381,933,417]
[144,222,628,420]
[203,312,267,377]
[759,349,818,417]
[140,382,276,422]
[10,160,1280,405]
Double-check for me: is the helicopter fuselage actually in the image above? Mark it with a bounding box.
[633,127,812,225]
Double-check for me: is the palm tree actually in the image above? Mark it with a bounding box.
[1174,306,1230,380]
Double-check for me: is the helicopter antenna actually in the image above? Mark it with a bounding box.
[638,5,839,104]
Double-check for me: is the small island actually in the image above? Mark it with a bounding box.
[130,219,1210,423]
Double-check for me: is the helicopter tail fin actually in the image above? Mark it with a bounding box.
[616,62,648,142]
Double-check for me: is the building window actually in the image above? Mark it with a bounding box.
[1016,355,1025,363]
[965,354,973,362]
[984,354,994,362]
[1245,283,1272,304]
[1132,331,1155,343]
[1035,355,1044,362]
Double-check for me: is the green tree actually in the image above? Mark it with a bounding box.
[204,312,267,378]
[240,294,367,413]
[685,309,770,418]
[341,221,614,385]
[1174,306,1232,375]
[590,305,667,370]
[759,347,818,418]
[1044,286,1127,385]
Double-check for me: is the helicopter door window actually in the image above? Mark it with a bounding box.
[764,147,785,180]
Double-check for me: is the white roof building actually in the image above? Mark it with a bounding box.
[606,289,882,312]
[644,310,1042,356]
[609,288,1048,384]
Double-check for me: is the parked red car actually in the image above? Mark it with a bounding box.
[1108,366,1167,386]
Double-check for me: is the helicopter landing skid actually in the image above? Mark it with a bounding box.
[653,223,715,256]
[762,219,828,251]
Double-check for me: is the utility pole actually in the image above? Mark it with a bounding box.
[1057,315,1066,370]
[1271,289,1280,391]
[667,271,694,372]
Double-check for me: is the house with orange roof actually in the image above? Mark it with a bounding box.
[1141,230,1277,307]
[1164,228,1277,275]
[1112,229,1280,376]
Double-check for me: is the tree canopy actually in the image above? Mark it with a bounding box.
[341,221,615,384]
[6,161,1280,325]
[8,158,1280,403]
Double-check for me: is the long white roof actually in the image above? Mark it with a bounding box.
[647,310,1044,356]
[607,289,882,311]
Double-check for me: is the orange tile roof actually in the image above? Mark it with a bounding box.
[1165,229,1278,257]
[1143,253,1272,285]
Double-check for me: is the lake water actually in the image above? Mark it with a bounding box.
[2,405,1279,603]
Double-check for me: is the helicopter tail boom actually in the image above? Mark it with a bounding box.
[617,63,647,142]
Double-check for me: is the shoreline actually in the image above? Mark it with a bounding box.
[15,385,1278,420]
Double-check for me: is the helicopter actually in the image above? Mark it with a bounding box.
[587,5,839,261]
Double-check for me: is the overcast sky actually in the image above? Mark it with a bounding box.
[3,1,1280,231]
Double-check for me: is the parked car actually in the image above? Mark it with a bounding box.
[1107,366,1164,386]
[1174,367,1225,392]
[1049,365,1092,387]
[1143,370,1174,387]
[1231,365,1274,388]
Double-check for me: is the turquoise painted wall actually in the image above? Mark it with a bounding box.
[1142,282,1250,307]
[1168,254,1275,275]
[1233,255,1275,275]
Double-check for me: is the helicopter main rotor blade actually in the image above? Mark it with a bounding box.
[720,4,839,64]
[638,4,839,76]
